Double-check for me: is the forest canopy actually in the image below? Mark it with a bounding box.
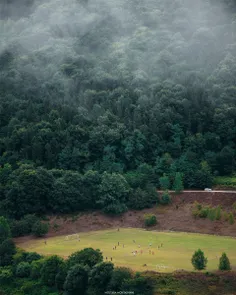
[0,0,236,217]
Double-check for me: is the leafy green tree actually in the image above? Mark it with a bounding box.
[121,276,153,295]
[67,248,103,269]
[219,253,231,271]
[0,239,16,266]
[108,267,132,292]
[0,267,13,284]
[88,262,114,295]
[32,221,49,237]
[191,249,208,270]
[159,174,170,190]
[97,172,130,214]
[16,262,31,278]
[64,264,89,295]
[41,255,64,287]
[172,172,184,193]
[30,258,46,279]
[0,217,11,243]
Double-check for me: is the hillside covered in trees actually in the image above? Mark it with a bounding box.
[1,0,236,218]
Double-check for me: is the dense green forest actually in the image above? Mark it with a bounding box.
[1,0,236,218]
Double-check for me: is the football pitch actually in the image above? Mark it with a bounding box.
[17,229,236,272]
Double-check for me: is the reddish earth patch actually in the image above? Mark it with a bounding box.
[14,192,236,243]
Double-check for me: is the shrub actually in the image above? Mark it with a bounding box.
[16,262,31,278]
[144,214,157,227]
[229,212,235,225]
[233,202,236,213]
[219,253,231,271]
[207,208,216,221]
[223,212,229,221]
[32,221,49,237]
[161,191,171,205]
[0,267,13,284]
[198,207,209,218]
[191,249,208,270]
[215,206,222,220]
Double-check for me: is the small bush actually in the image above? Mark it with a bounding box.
[161,191,171,205]
[144,214,157,227]
[207,208,216,221]
[233,202,236,213]
[229,212,235,225]
[198,207,209,218]
[223,212,229,221]
[194,201,202,211]
[32,221,49,237]
[215,206,222,220]
[16,262,31,278]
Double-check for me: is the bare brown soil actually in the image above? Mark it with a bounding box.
[14,192,236,243]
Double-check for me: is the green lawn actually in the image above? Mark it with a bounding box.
[17,229,236,272]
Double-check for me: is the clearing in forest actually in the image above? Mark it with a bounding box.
[17,229,236,272]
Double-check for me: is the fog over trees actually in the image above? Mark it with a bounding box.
[0,0,236,217]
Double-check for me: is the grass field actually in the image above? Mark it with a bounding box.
[17,229,236,272]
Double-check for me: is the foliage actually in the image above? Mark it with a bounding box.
[97,172,130,215]
[219,253,231,271]
[0,238,16,266]
[128,186,158,210]
[229,212,235,225]
[159,175,170,190]
[88,262,114,295]
[191,249,208,270]
[144,214,157,227]
[121,276,153,295]
[41,255,64,287]
[10,214,39,237]
[16,262,31,278]
[32,221,49,237]
[160,191,171,205]
[30,258,46,279]
[64,264,89,295]
[0,217,11,243]
[67,248,103,269]
[0,267,13,284]
[108,267,132,292]
[172,172,184,194]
